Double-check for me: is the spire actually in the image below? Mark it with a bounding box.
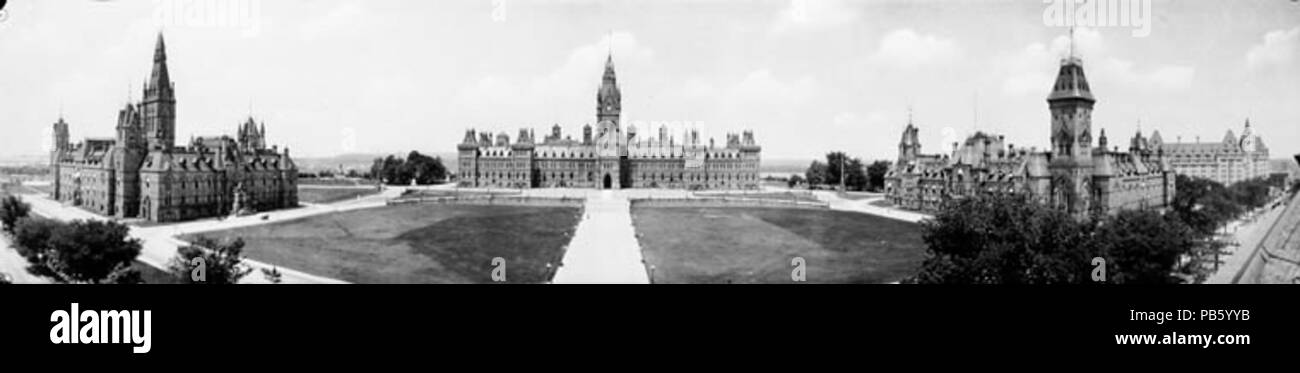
[146,32,172,96]
[154,32,167,62]
[1047,34,1095,103]
[597,41,621,122]
[1068,26,1076,61]
[603,51,616,82]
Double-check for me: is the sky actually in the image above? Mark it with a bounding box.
[0,0,1297,162]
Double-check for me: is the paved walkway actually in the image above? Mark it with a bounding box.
[812,191,931,223]
[1206,198,1290,284]
[551,190,650,284]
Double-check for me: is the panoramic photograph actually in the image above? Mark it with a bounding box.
[0,0,1297,287]
[4,0,1300,359]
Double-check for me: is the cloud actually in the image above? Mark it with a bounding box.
[731,69,816,104]
[454,32,655,126]
[299,2,367,40]
[1246,27,1300,70]
[772,0,859,33]
[997,27,1193,95]
[869,29,960,69]
[1095,59,1195,91]
[529,32,654,99]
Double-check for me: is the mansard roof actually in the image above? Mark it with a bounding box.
[1046,57,1096,103]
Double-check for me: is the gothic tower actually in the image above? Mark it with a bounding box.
[595,52,623,189]
[1046,51,1096,219]
[142,32,176,151]
[114,103,147,217]
[597,53,622,126]
[50,117,70,199]
[898,122,921,164]
[238,117,266,152]
[50,117,69,164]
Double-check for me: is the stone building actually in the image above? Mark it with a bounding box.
[885,52,1176,219]
[457,53,761,190]
[1147,120,1270,186]
[50,33,298,222]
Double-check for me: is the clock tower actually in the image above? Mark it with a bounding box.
[1046,53,1096,220]
[595,52,623,189]
[597,53,621,125]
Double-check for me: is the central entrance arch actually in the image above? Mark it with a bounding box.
[603,174,612,189]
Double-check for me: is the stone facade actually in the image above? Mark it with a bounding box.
[885,54,1176,219]
[458,53,761,190]
[50,34,298,222]
[1149,121,1270,186]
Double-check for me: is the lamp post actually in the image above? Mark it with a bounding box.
[839,153,846,193]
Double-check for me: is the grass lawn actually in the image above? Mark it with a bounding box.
[180,203,581,283]
[867,199,894,207]
[839,192,883,201]
[696,191,821,203]
[297,178,370,187]
[400,189,517,198]
[297,186,381,204]
[632,207,925,284]
[134,261,184,284]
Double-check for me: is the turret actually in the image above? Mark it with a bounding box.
[461,129,477,146]
[1129,129,1148,155]
[113,103,147,218]
[898,123,921,163]
[50,117,70,164]
[50,117,71,200]
[1095,128,1108,156]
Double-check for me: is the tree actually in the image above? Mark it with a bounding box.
[844,158,868,191]
[866,160,891,192]
[369,152,449,186]
[0,195,31,233]
[12,218,60,262]
[821,152,868,191]
[261,266,283,284]
[168,235,253,284]
[105,263,143,284]
[406,151,448,185]
[787,175,805,189]
[1170,175,1240,238]
[44,220,142,283]
[825,152,848,187]
[1090,210,1197,284]
[910,194,1091,284]
[804,161,828,188]
[912,193,1205,284]
[1227,177,1274,210]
